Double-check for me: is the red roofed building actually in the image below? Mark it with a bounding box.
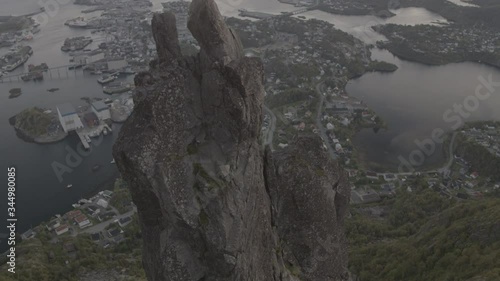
[74,214,92,229]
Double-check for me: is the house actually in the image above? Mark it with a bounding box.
[470,172,479,179]
[46,219,61,231]
[57,103,84,133]
[118,216,132,227]
[326,123,335,130]
[365,171,379,180]
[97,198,109,209]
[55,224,69,236]
[65,210,82,220]
[91,101,111,120]
[101,190,113,199]
[112,234,125,244]
[107,228,122,238]
[352,187,381,204]
[383,174,397,181]
[90,232,101,242]
[380,184,396,197]
[74,214,92,229]
[87,205,100,217]
[21,229,36,240]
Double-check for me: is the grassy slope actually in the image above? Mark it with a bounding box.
[348,187,500,281]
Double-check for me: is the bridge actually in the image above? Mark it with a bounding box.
[0,64,88,83]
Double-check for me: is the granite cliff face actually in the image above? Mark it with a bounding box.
[112,0,349,280]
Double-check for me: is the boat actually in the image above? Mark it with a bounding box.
[97,74,116,84]
[111,158,115,164]
[65,17,88,28]
[103,82,131,94]
[103,127,108,136]
[72,203,81,208]
[92,165,101,172]
[66,184,73,189]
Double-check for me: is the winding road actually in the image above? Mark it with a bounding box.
[314,81,338,160]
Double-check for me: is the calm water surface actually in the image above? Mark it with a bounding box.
[347,49,500,171]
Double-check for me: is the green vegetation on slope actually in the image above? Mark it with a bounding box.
[110,178,133,214]
[266,88,315,109]
[14,107,53,137]
[454,134,500,182]
[348,182,500,281]
[0,217,145,281]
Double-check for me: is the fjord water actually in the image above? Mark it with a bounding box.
[0,1,121,250]
[296,7,448,44]
[347,49,500,171]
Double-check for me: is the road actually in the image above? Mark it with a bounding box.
[263,105,276,151]
[314,81,338,160]
[72,207,136,236]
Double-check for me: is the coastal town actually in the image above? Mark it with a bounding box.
[375,23,500,67]
[20,179,136,250]
[2,0,498,231]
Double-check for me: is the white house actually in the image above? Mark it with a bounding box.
[91,101,111,120]
[57,103,83,133]
[97,198,109,209]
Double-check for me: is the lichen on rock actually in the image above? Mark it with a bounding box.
[113,1,350,280]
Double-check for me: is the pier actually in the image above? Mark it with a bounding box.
[76,131,90,150]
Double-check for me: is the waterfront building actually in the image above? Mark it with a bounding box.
[57,103,84,133]
[91,101,111,120]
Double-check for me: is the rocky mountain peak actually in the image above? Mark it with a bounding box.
[113,0,350,280]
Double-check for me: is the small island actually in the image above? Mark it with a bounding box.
[10,107,67,143]
[8,88,22,99]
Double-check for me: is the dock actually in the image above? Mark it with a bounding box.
[76,131,90,149]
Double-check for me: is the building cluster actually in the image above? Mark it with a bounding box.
[229,16,368,90]
[460,124,500,158]
[0,46,33,73]
[20,189,137,249]
[377,24,500,58]
[64,0,155,74]
[318,0,373,14]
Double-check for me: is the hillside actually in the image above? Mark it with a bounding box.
[348,183,500,281]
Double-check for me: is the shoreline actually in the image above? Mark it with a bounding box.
[379,47,500,71]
